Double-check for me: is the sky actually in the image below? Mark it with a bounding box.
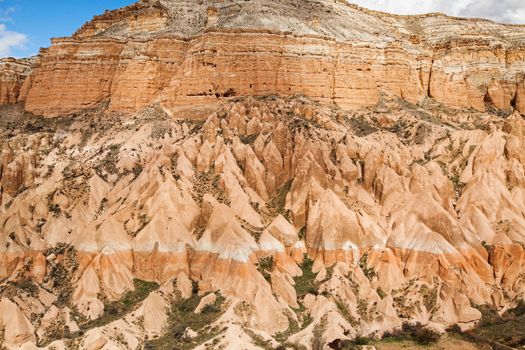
[0,0,524,58]
[0,0,134,58]
[350,0,525,24]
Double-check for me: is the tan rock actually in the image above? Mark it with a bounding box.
[2,1,525,347]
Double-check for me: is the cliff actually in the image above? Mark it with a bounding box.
[0,57,33,106]
[9,0,525,116]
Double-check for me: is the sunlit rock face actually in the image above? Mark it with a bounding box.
[1,0,525,349]
[9,0,525,117]
[0,58,33,106]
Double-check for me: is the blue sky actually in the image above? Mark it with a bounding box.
[0,0,134,58]
[1,0,524,58]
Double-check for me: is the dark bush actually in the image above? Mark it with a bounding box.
[328,337,371,350]
[383,322,440,345]
[402,322,441,345]
[354,336,369,345]
[446,323,462,333]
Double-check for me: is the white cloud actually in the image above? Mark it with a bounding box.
[0,23,27,57]
[349,0,525,24]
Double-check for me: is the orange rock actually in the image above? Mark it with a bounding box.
[0,58,33,105]
[17,1,525,116]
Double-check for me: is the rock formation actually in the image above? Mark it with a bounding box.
[0,57,33,105]
[1,0,525,349]
[9,0,525,117]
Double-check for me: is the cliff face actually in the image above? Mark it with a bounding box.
[0,58,33,106]
[2,1,525,349]
[14,0,525,116]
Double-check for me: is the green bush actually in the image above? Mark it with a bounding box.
[294,256,318,297]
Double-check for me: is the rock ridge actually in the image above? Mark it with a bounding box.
[0,0,523,116]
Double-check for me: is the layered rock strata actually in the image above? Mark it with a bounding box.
[1,0,525,349]
[1,94,525,348]
[0,58,33,106]
[10,0,525,116]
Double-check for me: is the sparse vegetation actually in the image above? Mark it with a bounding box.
[257,255,274,281]
[192,169,229,205]
[383,322,441,345]
[275,312,301,342]
[94,143,121,181]
[298,226,306,240]
[349,115,377,137]
[377,287,386,299]
[266,179,293,220]
[244,328,274,350]
[311,321,325,350]
[335,299,358,326]
[449,174,465,198]
[240,133,258,144]
[77,279,159,331]
[239,216,264,242]
[359,252,376,280]
[415,123,432,144]
[132,164,143,178]
[460,302,525,349]
[420,284,437,312]
[14,280,39,296]
[388,119,411,140]
[44,244,79,306]
[145,291,226,350]
[293,255,318,298]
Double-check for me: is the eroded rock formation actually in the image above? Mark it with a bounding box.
[0,58,33,106]
[1,1,525,349]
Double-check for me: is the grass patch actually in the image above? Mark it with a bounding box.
[293,255,318,298]
[77,279,159,331]
[257,256,274,281]
[145,292,226,350]
[461,302,525,349]
[267,179,293,220]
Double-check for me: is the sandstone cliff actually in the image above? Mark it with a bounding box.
[1,1,525,350]
[10,0,525,116]
[0,58,33,106]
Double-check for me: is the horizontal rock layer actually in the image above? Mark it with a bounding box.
[0,58,33,106]
[18,31,525,117]
[9,0,525,116]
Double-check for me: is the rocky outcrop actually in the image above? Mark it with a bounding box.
[2,1,525,349]
[18,0,525,116]
[2,93,525,348]
[0,58,33,106]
